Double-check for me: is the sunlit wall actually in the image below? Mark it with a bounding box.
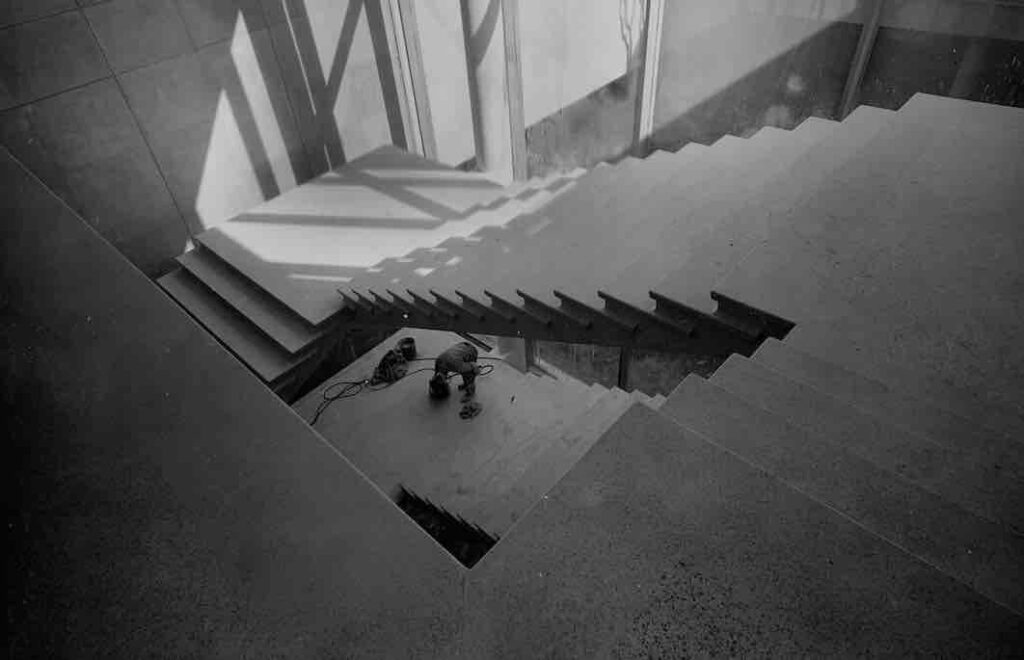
[0,0,404,276]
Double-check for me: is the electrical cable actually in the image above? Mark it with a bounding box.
[308,355,506,426]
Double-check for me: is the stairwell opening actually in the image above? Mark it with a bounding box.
[393,485,498,569]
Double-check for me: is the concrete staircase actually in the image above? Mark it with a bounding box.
[651,338,1024,617]
[461,94,1024,654]
[160,113,871,396]
[154,92,1024,650]
[157,147,585,396]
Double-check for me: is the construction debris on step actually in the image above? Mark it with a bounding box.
[460,401,483,419]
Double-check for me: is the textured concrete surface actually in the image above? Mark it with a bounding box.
[713,355,1024,534]
[0,78,188,276]
[466,404,1023,657]
[158,267,308,382]
[0,0,75,28]
[0,10,108,110]
[198,146,561,325]
[717,93,1024,435]
[83,0,194,73]
[293,327,598,532]
[419,138,737,312]
[177,245,323,353]
[654,104,893,313]
[603,121,819,311]
[752,337,1024,486]
[662,374,1024,616]
[2,148,465,658]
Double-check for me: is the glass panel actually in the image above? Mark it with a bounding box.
[518,0,645,176]
[860,0,1024,110]
[652,0,865,149]
[535,340,620,389]
[415,0,476,166]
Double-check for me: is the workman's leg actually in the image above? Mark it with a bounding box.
[460,370,476,400]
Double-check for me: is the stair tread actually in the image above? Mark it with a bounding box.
[417,140,719,303]
[712,355,1024,534]
[158,268,307,383]
[453,382,609,511]
[346,188,568,297]
[787,322,1024,448]
[426,137,755,313]
[473,403,1022,657]
[653,104,894,313]
[602,115,831,309]
[191,146,516,325]
[712,93,1024,433]
[481,388,638,532]
[178,246,323,354]
[661,375,1024,617]
[753,338,1024,482]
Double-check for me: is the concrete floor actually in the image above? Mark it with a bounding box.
[293,328,593,532]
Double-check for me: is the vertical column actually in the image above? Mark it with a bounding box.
[460,0,515,184]
[838,0,884,120]
[617,344,633,391]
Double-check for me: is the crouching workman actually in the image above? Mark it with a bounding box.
[429,342,483,417]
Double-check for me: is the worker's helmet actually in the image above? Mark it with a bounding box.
[428,372,450,399]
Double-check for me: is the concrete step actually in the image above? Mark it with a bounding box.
[752,338,1024,485]
[476,386,636,533]
[177,245,323,354]
[660,374,1024,617]
[192,145,503,326]
[158,268,309,383]
[344,183,575,294]
[646,114,853,313]
[655,104,895,313]
[199,181,567,327]
[531,130,787,307]
[603,115,831,313]
[472,403,1023,656]
[416,140,718,303]
[713,94,989,322]
[786,323,1024,449]
[433,135,758,311]
[711,355,1024,535]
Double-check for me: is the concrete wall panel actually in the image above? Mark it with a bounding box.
[120,27,308,232]
[265,0,396,170]
[83,0,193,73]
[0,11,108,110]
[175,0,267,48]
[0,0,75,29]
[0,79,187,275]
